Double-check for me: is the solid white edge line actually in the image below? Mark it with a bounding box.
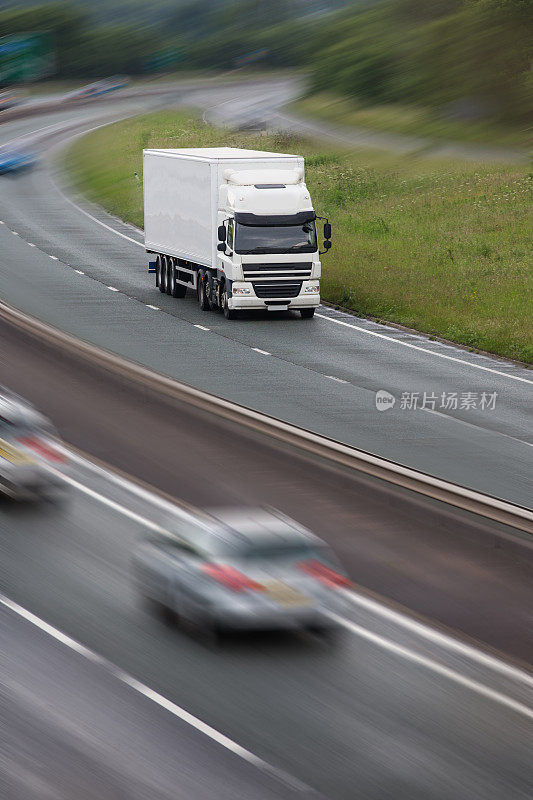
[0,593,306,791]
[422,406,533,448]
[50,450,533,706]
[329,613,533,720]
[54,443,192,518]
[54,471,167,532]
[48,113,531,385]
[315,312,533,385]
[341,588,533,687]
[54,180,144,248]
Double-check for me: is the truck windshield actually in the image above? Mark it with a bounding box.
[235,222,317,255]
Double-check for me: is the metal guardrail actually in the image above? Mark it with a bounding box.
[1,299,532,534]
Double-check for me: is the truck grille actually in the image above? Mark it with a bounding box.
[243,262,312,280]
[252,281,302,299]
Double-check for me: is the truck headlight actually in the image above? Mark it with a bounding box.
[233,287,251,295]
[304,284,320,294]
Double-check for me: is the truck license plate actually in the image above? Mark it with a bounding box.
[267,304,288,312]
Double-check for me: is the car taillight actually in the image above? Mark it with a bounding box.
[298,560,351,588]
[201,564,264,593]
[17,436,67,465]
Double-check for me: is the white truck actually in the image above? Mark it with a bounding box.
[143,147,331,319]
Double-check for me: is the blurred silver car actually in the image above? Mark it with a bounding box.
[133,507,351,638]
[0,388,69,500]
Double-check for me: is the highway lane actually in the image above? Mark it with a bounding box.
[1,460,532,800]
[1,81,531,800]
[1,315,531,665]
[1,601,312,800]
[0,81,531,507]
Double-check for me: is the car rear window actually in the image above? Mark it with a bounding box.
[238,543,318,561]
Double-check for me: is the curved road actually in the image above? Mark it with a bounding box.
[0,81,531,508]
[0,82,532,799]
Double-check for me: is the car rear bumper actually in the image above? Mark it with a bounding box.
[213,596,346,631]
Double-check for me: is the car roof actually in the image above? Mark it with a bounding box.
[202,507,320,549]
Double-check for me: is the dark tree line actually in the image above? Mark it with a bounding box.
[1,0,529,123]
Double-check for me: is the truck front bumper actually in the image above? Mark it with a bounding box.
[228,280,320,311]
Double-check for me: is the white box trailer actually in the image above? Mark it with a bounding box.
[143,147,332,319]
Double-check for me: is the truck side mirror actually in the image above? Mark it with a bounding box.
[218,225,226,242]
[324,222,332,240]
[217,242,226,252]
[323,239,332,251]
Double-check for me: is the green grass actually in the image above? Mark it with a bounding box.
[65,110,533,363]
[292,93,532,153]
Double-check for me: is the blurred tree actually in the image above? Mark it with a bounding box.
[0,2,87,77]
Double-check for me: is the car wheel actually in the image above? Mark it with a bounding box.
[307,623,340,644]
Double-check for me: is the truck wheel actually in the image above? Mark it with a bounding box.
[166,259,173,295]
[198,270,212,311]
[222,285,237,320]
[300,308,315,319]
[159,255,167,293]
[169,259,186,298]
[155,255,162,289]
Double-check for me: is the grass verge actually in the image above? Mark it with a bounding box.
[65,110,533,363]
[292,93,532,153]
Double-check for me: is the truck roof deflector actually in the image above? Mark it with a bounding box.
[223,168,304,186]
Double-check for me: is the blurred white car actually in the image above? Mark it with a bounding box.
[0,388,69,501]
[133,507,351,640]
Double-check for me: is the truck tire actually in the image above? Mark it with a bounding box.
[300,308,315,319]
[159,255,168,293]
[168,258,187,298]
[197,270,212,311]
[222,284,237,320]
[155,255,162,289]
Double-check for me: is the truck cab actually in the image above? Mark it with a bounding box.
[217,168,322,317]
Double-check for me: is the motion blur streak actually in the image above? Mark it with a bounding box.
[49,452,533,720]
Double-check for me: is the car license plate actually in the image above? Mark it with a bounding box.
[264,581,310,608]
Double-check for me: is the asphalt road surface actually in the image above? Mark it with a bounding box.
[1,454,531,800]
[1,600,316,800]
[0,81,532,799]
[0,82,531,508]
